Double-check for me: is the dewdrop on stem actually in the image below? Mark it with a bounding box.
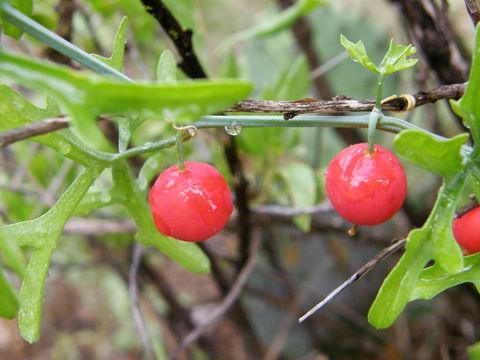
[224,121,242,136]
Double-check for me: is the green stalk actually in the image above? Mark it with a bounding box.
[366,73,386,153]
[367,109,381,153]
[175,131,186,171]
[375,73,385,110]
[0,2,132,82]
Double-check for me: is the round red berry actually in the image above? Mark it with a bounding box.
[325,143,407,225]
[148,161,233,242]
[453,207,480,254]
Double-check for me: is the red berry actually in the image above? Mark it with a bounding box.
[453,207,480,254]
[325,143,407,225]
[148,161,233,242]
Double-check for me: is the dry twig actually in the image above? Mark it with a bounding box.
[465,0,480,26]
[299,238,407,323]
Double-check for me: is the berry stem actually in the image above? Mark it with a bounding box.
[375,74,385,110]
[367,73,386,154]
[176,131,186,171]
[367,109,381,154]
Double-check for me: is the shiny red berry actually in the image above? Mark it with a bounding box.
[325,143,407,225]
[453,207,480,254]
[148,161,233,242]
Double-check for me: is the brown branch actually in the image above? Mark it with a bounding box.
[465,0,480,26]
[299,238,407,323]
[170,234,262,359]
[277,0,363,145]
[138,0,207,78]
[229,83,466,115]
[0,82,466,148]
[0,117,69,148]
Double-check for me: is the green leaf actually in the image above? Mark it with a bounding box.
[277,162,316,232]
[378,40,418,75]
[368,229,430,328]
[0,267,18,319]
[0,51,253,150]
[156,49,177,83]
[368,170,468,328]
[341,35,417,76]
[0,226,26,276]
[1,166,103,342]
[468,341,480,360]
[410,253,480,302]
[340,35,378,74]
[0,0,33,39]
[394,130,469,179]
[0,85,107,166]
[225,0,324,46]
[454,24,480,149]
[91,16,128,72]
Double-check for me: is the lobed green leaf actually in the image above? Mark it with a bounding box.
[411,253,480,301]
[340,35,378,74]
[341,35,417,76]
[369,169,468,328]
[2,166,104,342]
[0,85,108,166]
[91,16,128,72]
[378,40,418,75]
[394,130,469,179]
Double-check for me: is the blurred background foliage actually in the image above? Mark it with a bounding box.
[1,0,479,359]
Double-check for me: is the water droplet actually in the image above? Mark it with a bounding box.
[224,121,242,136]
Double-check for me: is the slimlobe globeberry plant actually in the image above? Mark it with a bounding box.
[325,143,407,225]
[4,1,480,354]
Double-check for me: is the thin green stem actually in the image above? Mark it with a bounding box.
[367,109,381,153]
[0,3,132,82]
[375,74,385,109]
[175,131,186,171]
